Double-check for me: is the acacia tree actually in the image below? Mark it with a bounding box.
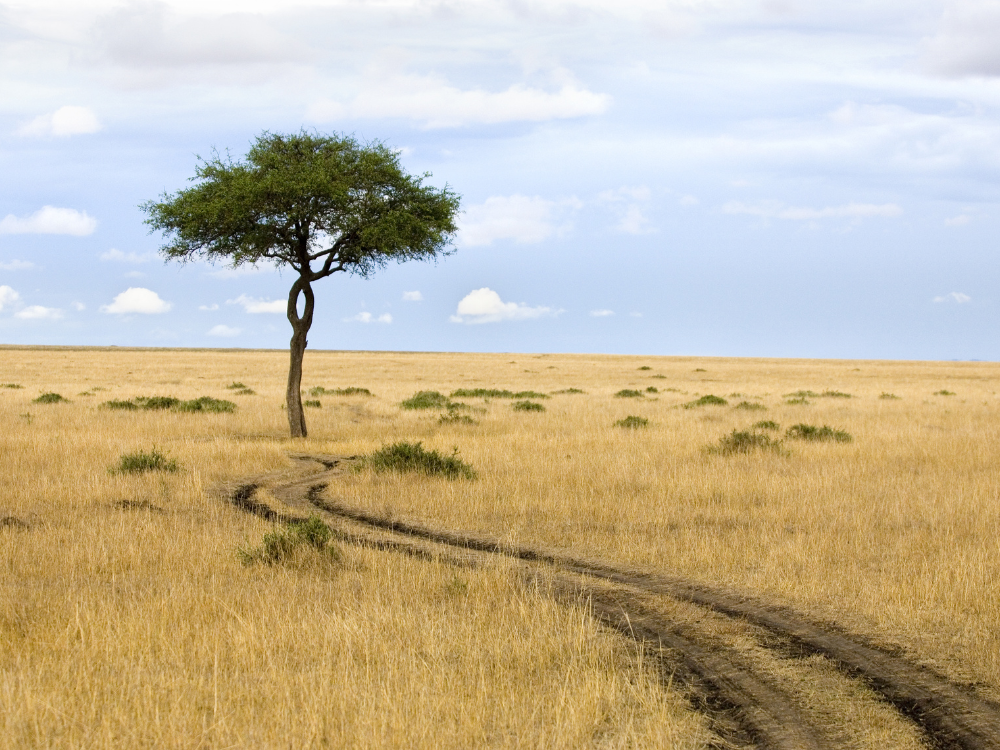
[142,131,460,437]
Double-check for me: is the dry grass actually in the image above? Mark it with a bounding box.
[2,346,999,747]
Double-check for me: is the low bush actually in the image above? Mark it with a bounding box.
[226,382,248,390]
[439,413,477,425]
[310,386,373,397]
[111,448,179,475]
[615,389,644,398]
[233,388,256,395]
[650,374,667,379]
[450,388,549,399]
[33,392,68,404]
[785,397,810,405]
[821,390,852,398]
[102,399,139,411]
[303,399,322,408]
[2,383,24,389]
[879,392,901,400]
[934,390,956,396]
[710,429,783,455]
[176,397,236,413]
[694,368,707,372]
[239,516,342,566]
[734,401,766,411]
[646,386,659,393]
[785,424,852,443]
[683,394,727,409]
[785,390,819,398]
[512,400,545,412]
[615,415,649,429]
[360,441,476,480]
[400,390,452,409]
[552,388,586,394]
[753,420,781,431]
[638,366,651,370]
[135,396,180,410]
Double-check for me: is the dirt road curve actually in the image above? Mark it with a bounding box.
[220,454,1000,750]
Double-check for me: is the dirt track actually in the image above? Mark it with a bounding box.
[220,454,1000,750]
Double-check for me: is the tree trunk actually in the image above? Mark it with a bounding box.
[286,277,315,438]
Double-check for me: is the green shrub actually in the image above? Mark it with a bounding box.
[176,397,236,413]
[1,383,24,389]
[615,415,649,429]
[512,400,545,412]
[439,413,477,425]
[226,382,248,389]
[638,366,651,370]
[552,388,585,394]
[753,420,781,431]
[360,441,475,480]
[135,396,180,410]
[650,375,667,379]
[450,388,549,399]
[785,397,810,405]
[33,392,67,404]
[310,386,373,397]
[111,448,179,475]
[785,424,852,443]
[615,389,644,398]
[694,368,707,372]
[879,392,901,400]
[683,394,727,409]
[400,390,451,409]
[303,399,322,408]
[646,386,659,393]
[734,401,766,411]
[102,399,139,411]
[239,516,342,566]
[234,388,256,395]
[710,429,783,455]
[934,390,956,396]
[821,390,852,398]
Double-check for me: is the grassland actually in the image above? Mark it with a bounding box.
[2,346,998,748]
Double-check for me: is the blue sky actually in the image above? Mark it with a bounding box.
[1,0,998,359]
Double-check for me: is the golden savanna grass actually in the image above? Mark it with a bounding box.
[2,346,999,748]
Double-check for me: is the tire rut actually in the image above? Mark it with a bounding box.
[220,454,1000,750]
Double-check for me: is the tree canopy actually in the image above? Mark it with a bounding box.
[142,131,461,437]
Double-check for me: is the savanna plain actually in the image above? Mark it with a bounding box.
[1,346,998,749]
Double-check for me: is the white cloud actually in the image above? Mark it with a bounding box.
[402,291,423,301]
[100,287,172,314]
[629,311,643,318]
[72,302,85,311]
[345,312,392,324]
[933,292,971,304]
[307,68,609,128]
[207,324,241,337]
[0,260,34,270]
[679,195,700,207]
[598,186,655,234]
[199,303,220,311]
[0,206,97,236]
[945,214,971,226]
[101,248,154,263]
[16,106,101,138]
[15,305,63,320]
[590,309,615,317]
[459,195,579,247]
[0,286,21,311]
[450,287,560,324]
[722,200,903,221]
[227,294,285,314]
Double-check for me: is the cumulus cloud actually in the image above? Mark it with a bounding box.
[15,305,63,320]
[598,186,655,235]
[450,287,559,324]
[307,68,609,128]
[100,287,172,314]
[934,292,971,303]
[72,302,86,311]
[0,260,34,270]
[402,291,423,301]
[101,248,154,263]
[590,309,615,317]
[0,206,97,235]
[0,286,21,310]
[722,200,903,221]
[17,106,101,137]
[199,303,220,311]
[207,324,241,337]
[345,312,392,324]
[227,294,285,314]
[458,195,579,247]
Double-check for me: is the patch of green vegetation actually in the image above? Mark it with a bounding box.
[512,400,546,412]
[785,424,852,443]
[33,392,68,404]
[135,396,181,410]
[734,401,766,411]
[821,390,852,398]
[615,415,649,429]
[650,375,667,379]
[552,388,586,395]
[615,389,644,398]
[239,516,342,566]
[439,412,477,425]
[785,397,810,405]
[879,392,901,400]
[753,420,781,431]
[694,368,707,372]
[450,388,549,399]
[784,390,820,398]
[309,386,373,397]
[934,390,956,396]
[303,399,322,408]
[400,390,452,410]
[1,383,24,389]
[646,386,659,393]
[102,399,140,411]
[683,394,728,409]
[359,441,475,480]
[233,388,256,395]
[226,382,248,390]
[176,397,236,413]
[638,366,651,370]
[111,448,179,475]
[709,429,783,455]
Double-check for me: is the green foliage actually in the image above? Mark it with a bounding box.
[176,396,236,413]
[111,448,179,475]
[821,390,852,398]
[303,399,322,408]
[615,389,644,398]
[439,412,477,425]
[450,388,549,399]
[552,388,586,395]
[135,396,181,410]
[400,390,452,409]
[710,429,783,455]
[638,366,651,370]
[645,386,659,393]
[33,392,68,404]
[102,399,140,411]
[226,382,248,389]
[239,516,342,566]
[934,390,956,396]
[785,424,852,443]
[879,392,901,400]
[360,441,475,480]
[512,400,545,412]
[784,390,820,398]
[615,415,649,429]
[234,388,256,395]
[2,383,24,389]
[102,395,235,413]
[309,386,373,397]
[694,368,707,372]
[650,375,667,379]
[753,420,781,431]
[683,395,728,409]
[734,401,766,411]
[785,397,810,405]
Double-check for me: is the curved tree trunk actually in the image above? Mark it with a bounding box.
[286,277,315,438]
